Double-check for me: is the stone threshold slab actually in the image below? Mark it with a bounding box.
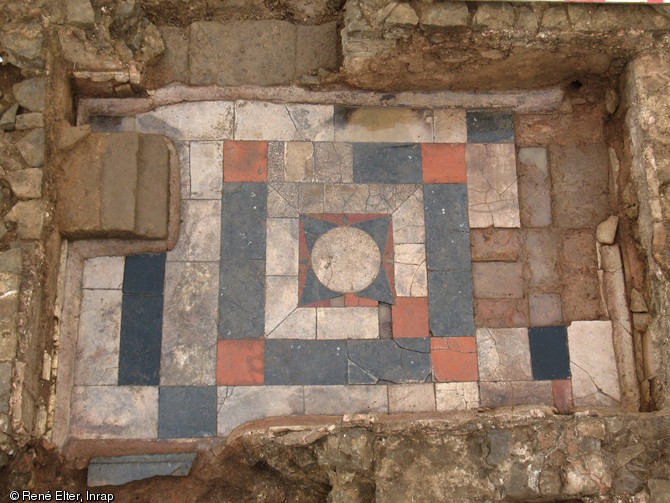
[87,453,196,487]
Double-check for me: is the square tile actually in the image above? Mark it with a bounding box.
[466,111,514,143]
[433,110,467,143]
[82,256,125,290]
[190,141,223,199]
[265,340,347,385]
[217,340,264,386]
[353,143,423,184]
[223,140,268,182]
[392,297,429,338]
[435,382,480,411]
[529,293,563,327]
[476,328,531,381]
[158,386,217,438]
[388,383,435,413]
[313,142,353,182]
[422,143,466,184]
[431,337,478,382]
[119,294,163,386]
[123,254,166,295]
[528,326,571,380]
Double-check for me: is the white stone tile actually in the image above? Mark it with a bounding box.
[334,108,433,143]
[267,308,316,339]
[189,141,223,199]
[217,385,304,436]
[433,109,467,143]
[82,256,125,290]
[266,218,299,276]
[265,275,298,334]
[391,187,425,244]
[234,101,334,141]
[136,101,234,140]
[388,384,435,413]
[465,143,520,228]
[476,328,532,381]
[393,243,427,297]
[304,385,388,415]
[167,200,221,262]
[287,104,334,141]
[568,320,621,406]
[75,289,122,385]
[317,307,379,339]
[70,386,158,439]
[267,186,298,218]
[435,382,480,411]
[161,262,218,386]
[284,141,314,182]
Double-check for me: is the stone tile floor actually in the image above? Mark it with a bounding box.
[69,102,623,440]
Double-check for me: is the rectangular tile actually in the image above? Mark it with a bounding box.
[316,307,379,339]
[393,243,427,297]
[123,253,166,295]
[189,141,223,199]
[528,326,570,380]
[353,143,423,184]
[466,111,514,143]
[158,386,217,438]
[119,294,163,385]
[304,385,388,415]
[423,184,471,271]
[427,270,475,337]
[391,297,429,338]
[266,308,316,339]
[474,298,529,328]
[264,275,298,334]
[518,147,551,227]
[136,101,234,141]
[391,187,425,244]
[388,384,435,413]
[167,200,222,262]
[82,256,125,290]
[219,259,265,339]
[234,101,334,141]
[476,328,532,382]
[161,262,218,385]
[433,109,467,143]
[265,340,347,385]
[87,453,196,487]
[347,339,431,384]
[70,386,158,439]
[479,381,553,408]
[334,107,432,143]
[221,183,267,260]
[266,218,299,276]
[435,382,480,411]
[472,262,524,299]
[217,386,303,436]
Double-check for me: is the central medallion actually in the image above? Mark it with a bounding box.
[311,227,382,293]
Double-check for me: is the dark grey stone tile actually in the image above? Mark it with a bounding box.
[352,216,390,251]
[466,111,515,143]
[265,340,347,385]
[301,215,337,252]
[424,184,471,271]
[221,183,267,260]
[88,454,196,487]
[528,326,571,380]
[219,259,265,339]
[353,143,422,184]
[123,253,166,295]
[356,266,393,304]
[347,339,431,384]
[428,270,475,336]
[300,267,339,305]
[158,386,217,438]
[119,294,162,385]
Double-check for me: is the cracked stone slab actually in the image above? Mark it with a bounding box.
[136,101,234,140]
[347,339,431,384]
[314,142,353,182]
[167,200,221,262]
[479,381,553,408]
[334,107,433,143]
[324,183,417,214]
[476,328,532,382]
[567,320,621,406]
[394,243,427,297]
[189,141,223,199]
[217,386,303,436]
[353,143,423,184]
[75,289,121,385]
[392,187,425,244]
[161,262,218,386]
[234,101,334,141]
[266,218,299,276]
[427,270,475,336]
[316,307,379,339]
[466,111,514,143]
[219,259,265,339]
[70,386,158,439]
[221,183,267,260]
[158,386,217,438]
[388,384,436,413]
[435,382,480,411]
[434,109,467,143]
[465,143,520,228]
[267,186,298,218]
[82,256,124,290]
[267,308,316,339]
[304,385,388,415]
[265,340,347,385]
[88,453,197,487]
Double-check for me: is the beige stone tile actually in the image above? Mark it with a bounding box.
[334,107,433,143]
[476,328,532,381]
[391,187,425,244]
[82,256,125,290]
[136,101,234,140]
[266,218,299,276]
[265,275,298,334]
[75,289,122,385]
[189,141,223,199]
[568,320,621,406]
[70,386,158,439]
[314,142,353,183]
[167,200,221,262]
[217,386,304,436]
[304,385,388,415]
[317,307,379,339]
[479,381,553,408]
[267,186,298,218]
[266,308,316,339]
[529,292,563,326]
[234,101,334,141]
[299,183,324,213]
[161,262,218,386]
[465,144,520,228]
[388,384,436,413]
[393,243,427,297]
[435,382,480,411]
[284,142,314,182]
[434,109,467,143]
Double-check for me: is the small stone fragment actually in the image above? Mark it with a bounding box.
[633,313,650,332]
[6,168,43,199]
[385,3,419,27]
[15,113,44,131]
[67,0,96,27]
[605,88,619,115]
[5,200,44,239]
[12,78,47,112]
[0,104,19,132]
[419,3,469,28]
[629,288,648,313]
[15,129,45,167]
[596,215,619,245]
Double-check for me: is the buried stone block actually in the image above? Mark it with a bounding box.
[88,453,197,487]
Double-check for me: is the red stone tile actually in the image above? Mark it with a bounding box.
[392,297,429,338]
[474,298,529,328]
[345,293,378,307]
[431,337,478,382]
[422,143,466,184]
[217,340,264,385]
[223,141,267,182]
[553,379,573,414]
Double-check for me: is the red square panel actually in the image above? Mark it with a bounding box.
[422,143,466,184]
[223,140,268,182]
[392,297,429,338]
[217,340,264,385]
[431,337,478,382]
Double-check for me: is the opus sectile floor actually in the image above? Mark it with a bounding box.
[69,102,623,440]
